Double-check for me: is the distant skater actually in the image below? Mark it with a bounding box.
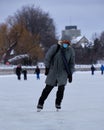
[100,64,104,75]
[35,66,40,79]
[91,65,96,75]
[16,64,22,80]
[22,69,27,80]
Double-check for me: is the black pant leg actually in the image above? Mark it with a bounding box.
[37,85,54,106]
[24,74,27,80]
[55,85,65,106]
[18,74,21,80]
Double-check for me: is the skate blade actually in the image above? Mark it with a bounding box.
[56,109,60,112]
[37,108,42,112]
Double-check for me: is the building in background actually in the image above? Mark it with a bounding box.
[61,25,81,41]
[61,25,92,48]
[71,36,90,48]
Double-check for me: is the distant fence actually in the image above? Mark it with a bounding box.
[0,67,45,75]
[0,65,101,75]
[75,65,100,71]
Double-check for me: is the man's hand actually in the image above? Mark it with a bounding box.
[45,67,49,75]
[68,74,72,83]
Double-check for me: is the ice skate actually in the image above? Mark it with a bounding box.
[37,104,43,112]
[37,108,42,112]
[56,105,61,111]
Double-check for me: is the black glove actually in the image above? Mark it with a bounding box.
[68,74,72,83]
[45,67,49,75]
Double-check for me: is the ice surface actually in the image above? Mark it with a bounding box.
[0,71,104,130]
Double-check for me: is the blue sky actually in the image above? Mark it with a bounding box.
[0,0,104,39]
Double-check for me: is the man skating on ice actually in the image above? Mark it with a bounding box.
[37,39,75,111]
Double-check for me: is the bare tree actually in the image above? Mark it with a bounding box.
[8,5,57,52]
[0,23,20,63]
[0,5,57,64]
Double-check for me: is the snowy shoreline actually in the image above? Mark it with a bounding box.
[0,64,101,75]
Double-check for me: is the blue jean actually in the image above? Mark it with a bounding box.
[36,74,40,79]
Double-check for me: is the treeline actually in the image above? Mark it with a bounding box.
[0,5,104,65]
[0,5,57,65]
[73,32,104,64]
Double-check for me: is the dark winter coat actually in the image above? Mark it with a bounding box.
[44,44,75,86]
[91,65,95,72]
[22,69,27,76]
[16,66,22,76]
[100,65,104,71]
[35,67,40,74]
